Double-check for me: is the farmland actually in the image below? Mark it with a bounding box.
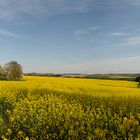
[1,76,140,139]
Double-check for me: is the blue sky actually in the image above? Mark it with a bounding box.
[0,0,140,73]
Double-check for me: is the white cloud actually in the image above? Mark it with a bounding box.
[0,0,94,20]
[119,36,140,47]
[74,26,99,40]
[109,32,130,37]
[94,0,140,8]
[127,0,140,6]
[0,0,140,20]
[126,36,140,45]
[0,29,18,38]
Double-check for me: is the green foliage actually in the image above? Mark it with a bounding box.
[4,61,23,81]
[135,76,140,88]
[0,61,23,81]
[0,88,140,139]
[136,76,140,82]
[0,74,6,81]
[0,65,6,81]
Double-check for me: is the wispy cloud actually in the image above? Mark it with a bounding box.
[74,26,99,40]
[0,0,140,20]
[109,30,140,47]
[92,0,140,9]
[119,36,140,47]
[127,0,140,6]
[0,0,94,20]
[126,36,140,45]
[109,32,130,37]
[0,29,18,38]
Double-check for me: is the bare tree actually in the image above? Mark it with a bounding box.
[4,61,23,80]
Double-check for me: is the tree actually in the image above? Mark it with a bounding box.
[0,65,4,75]
[4,61,23,80]
[0,65,6,80]
[135,76,140,82]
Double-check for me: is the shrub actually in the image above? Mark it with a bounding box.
[135,76,140,82]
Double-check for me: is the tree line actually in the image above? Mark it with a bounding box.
[0,61,23,81]
[0,61,140,84]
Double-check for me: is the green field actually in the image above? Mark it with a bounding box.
[0,76,140,139]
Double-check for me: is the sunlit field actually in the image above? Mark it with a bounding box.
[1,76,140,139]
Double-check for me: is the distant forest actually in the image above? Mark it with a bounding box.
[24,73,140,81]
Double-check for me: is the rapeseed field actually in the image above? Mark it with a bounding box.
[0,76,140,139]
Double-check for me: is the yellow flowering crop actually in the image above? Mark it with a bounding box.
[0,76,140,139]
